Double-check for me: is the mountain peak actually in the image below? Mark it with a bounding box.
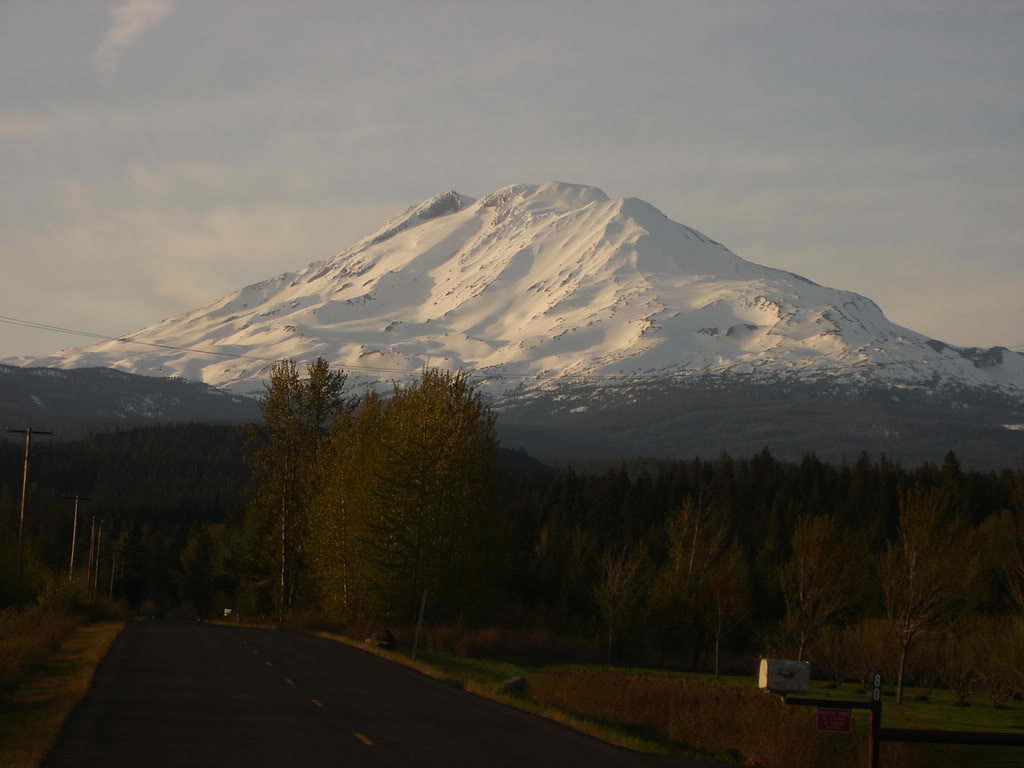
[480,181,609,213]
[355,189,475,250]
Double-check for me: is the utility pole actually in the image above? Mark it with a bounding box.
[92,518,103,600]
[86,515,96,598]
[109,540,117,600]
[412,589,428,660]
[65,494,91,582]
[6,426,53,590]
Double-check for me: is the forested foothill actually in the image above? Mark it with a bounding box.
[2,359,1023,713]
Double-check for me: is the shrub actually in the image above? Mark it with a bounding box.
[420,625,600,661]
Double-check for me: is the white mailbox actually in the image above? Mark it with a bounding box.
[758,658,810,694]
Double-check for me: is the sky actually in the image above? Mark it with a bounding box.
[2,0,1023,361]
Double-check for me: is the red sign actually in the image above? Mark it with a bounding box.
[816,707,853,734]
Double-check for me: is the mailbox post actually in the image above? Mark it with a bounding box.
[763,662,1022,766]
[761,658,882,768]
[868,674,881,768]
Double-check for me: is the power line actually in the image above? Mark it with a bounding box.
[0,314,280,363]
[0,314,480,374]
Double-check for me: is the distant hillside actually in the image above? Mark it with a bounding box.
[0,364,260,439]
[496,378,1024,470]
[2,362,1022,469]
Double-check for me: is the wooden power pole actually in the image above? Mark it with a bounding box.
[66,495,91,582]
[86,514,97,597]
[6,426,53,590]
[92,518,103,600]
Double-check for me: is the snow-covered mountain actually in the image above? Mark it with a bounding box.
[10,182,1024,403]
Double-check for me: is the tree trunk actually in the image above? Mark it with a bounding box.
[714,632,721,678]
[896,643,909,704]
[279,491,287,623]
[714,600,723,678]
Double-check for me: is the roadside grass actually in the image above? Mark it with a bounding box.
[0,612,83,692]
[0,621,123,768]
[308,630,1022,768]
[512,664,1024,733]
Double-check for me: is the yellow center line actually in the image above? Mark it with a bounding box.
[311,698,324,709]
[353,732,375,746]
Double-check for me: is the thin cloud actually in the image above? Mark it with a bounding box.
[94,0,175,75]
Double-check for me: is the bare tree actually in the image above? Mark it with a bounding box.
[699,542,750,677]
[594,542,649,665]
[777,515,854,660]
[879,487,960,704]
[679,494,728,596]
[652,495,728,603]
[649,495,730,662]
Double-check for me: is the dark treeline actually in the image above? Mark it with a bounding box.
[0,423,250,613]
[0,423,250,524]
[504,450,1023,702]
[2,361,1022,706]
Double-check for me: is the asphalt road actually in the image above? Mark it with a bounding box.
[44,622,718,767]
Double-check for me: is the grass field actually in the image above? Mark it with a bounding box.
[0,621,123,768]
[318,634,1023,768]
